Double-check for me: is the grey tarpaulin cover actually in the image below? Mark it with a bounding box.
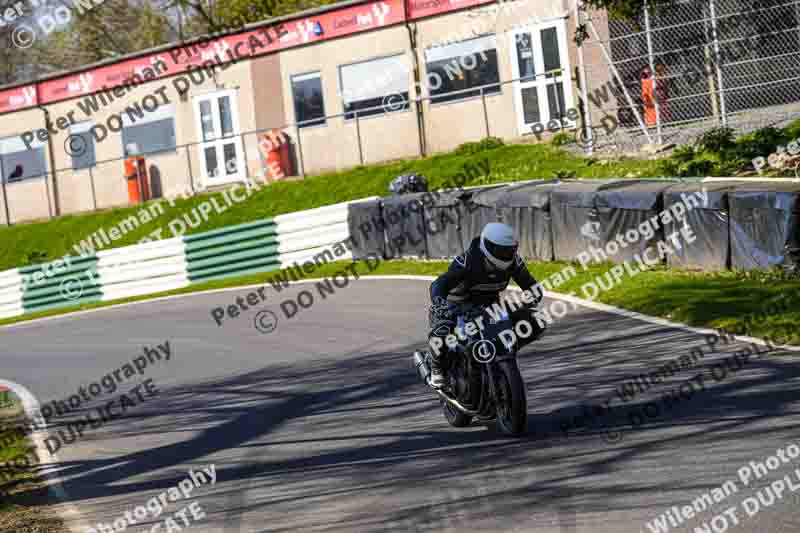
[346,199,384,260]
[423,189,472,259]
[454,185,508,252]
[595,180,678,263]
[663,181,737,270]
[461,193,500,251]
[549,180,619,261]
[380,192,428,258]
[728,182,800,271]
[470,180,557,260]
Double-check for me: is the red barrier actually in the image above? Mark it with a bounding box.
[125,156,149,204]
[259,130,293,181]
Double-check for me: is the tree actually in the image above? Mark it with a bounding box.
[576,0,647,44]
[0,0,29,85]
[4,0,343,86]
[582,0,646,19]
[32,0,173,73]
[169,0,342,36]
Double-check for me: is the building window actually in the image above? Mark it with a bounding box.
[541,27,562,74]
[425,35,501,105]
[68,122,96,170]
[339,54,411,119]
[121,104,176,157]
[291,72,326,128]
[0,136,48,184]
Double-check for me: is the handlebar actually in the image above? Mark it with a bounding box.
[429,297,539,327]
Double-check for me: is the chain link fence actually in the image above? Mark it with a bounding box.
[579,0,800,151]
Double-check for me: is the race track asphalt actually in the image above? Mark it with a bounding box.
[1,278,799,533]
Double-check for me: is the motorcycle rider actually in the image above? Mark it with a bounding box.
[427,222,544,388]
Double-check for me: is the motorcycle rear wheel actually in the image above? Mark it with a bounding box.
[494,360,528,437]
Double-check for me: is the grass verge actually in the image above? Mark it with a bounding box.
[0,393,68,533]
[0,140,663,272]
[2,258,798,346]
[658,120,800,177]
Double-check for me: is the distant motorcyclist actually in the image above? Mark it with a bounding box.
[427,222,544,388]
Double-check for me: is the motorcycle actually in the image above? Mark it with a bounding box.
[412,302,542,437]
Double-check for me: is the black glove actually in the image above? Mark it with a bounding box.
[526,284,544,307]
[429,297,453,326]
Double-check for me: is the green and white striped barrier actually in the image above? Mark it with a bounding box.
[98,238,189,302]
[4,198,376,320]
[0,268,23,319]
[185,201,354,283]
[20,254,101,314]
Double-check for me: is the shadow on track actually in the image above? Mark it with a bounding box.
[16,306,800,532]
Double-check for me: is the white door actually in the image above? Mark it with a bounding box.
[194,90,245,186]
[510,21,575,136]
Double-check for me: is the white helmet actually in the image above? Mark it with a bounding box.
[479,222,518,270]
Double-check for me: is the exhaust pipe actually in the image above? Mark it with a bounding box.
[413,351,481,415]
[436,389,481,416]
[412,351,430,383]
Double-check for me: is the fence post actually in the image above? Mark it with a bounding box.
[43,110,60,217]
[481,87,490,138]
[574,0,595,154]
[554,72,565,132]
[240,131,251,182]
[185,145,196,195]
[43,170,54,219]
[0,157,10,225]
[643,2,663,145]
[415,94,425,158]
[355,111,365,165]
[709,0,728,126]
[88,166,98,211]
[295,124,306,179]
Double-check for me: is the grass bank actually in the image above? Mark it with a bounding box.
[0,394,68,532]
[2,258,798,346]
[658,120,800,177]
[0,140,662,272]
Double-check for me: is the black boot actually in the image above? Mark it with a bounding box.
[429,352,445,389]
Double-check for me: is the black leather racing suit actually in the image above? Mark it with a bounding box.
[428,238,543,360]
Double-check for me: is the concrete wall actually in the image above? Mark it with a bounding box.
[276,0,583,170]
[249,53,300,180]
[57,167,97,215]
[0,0,594,224]
[277,26,421,175]
[4,177,52,224]
[0,57,261,223]
[578,8,616,130]
[251,53,287,132]
[415,0,577,153]
[0,108,51,224]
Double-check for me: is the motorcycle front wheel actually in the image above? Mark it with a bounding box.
[494,360,528,437]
